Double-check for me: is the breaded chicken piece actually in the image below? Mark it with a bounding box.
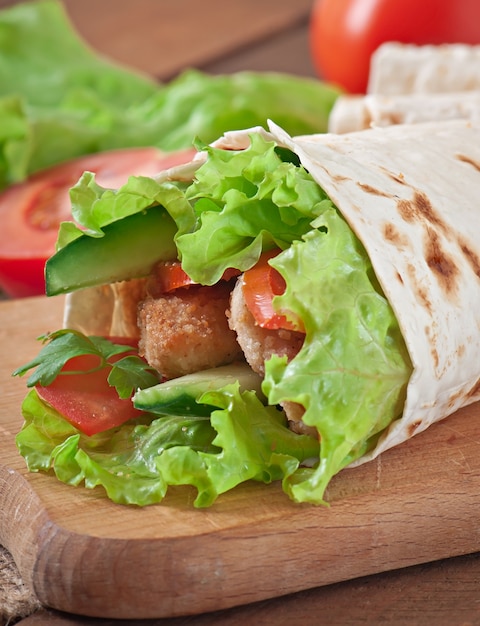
[138,283,244,379]
[228,277,315,436]
[228,276,304,376]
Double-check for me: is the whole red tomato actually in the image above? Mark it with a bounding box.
[310,0,480,93]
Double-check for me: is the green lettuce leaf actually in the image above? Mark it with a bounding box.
[177,134,331,283]
[0,0,159,187]
[0,0,340,189]
[16,385,319,507]
[263,211,412,503]
[58,134,331,274]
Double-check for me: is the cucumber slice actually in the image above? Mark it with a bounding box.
[45,207,177,296]
[133,362,265,417]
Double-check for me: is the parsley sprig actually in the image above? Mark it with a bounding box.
[13,329,160,399]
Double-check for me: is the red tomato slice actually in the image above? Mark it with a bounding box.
[310,0,480,94]
[35,337,146,436]
[150,260,198,294]
[0,146,196,298]
[242,250,304,332]
[148,260,241,296]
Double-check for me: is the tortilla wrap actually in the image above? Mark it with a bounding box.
[367,42,480,95]
[64,118,480,469]
[328,91,480,133]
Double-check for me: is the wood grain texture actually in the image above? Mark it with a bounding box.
[61,0,314,80]
[1,296,480,620]
[16,552,480,625]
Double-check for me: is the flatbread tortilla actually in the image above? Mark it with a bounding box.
[328,91,480,133]
[367,42,480,95]
[64,118,480,469]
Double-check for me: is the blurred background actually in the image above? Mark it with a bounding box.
[0,0,317,79]
[0,0,325,300]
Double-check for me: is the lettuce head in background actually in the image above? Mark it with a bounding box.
[0,0,340,190]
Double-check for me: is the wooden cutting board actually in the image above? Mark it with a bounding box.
[1,295,480,620]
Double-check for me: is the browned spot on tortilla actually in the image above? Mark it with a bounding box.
[458,237,480,280]
[405,263,433,312]
[383,112,404,125]
[456,153,480,172]
[357,182,391,197]
[406,262,417,282]
[396,191,446,233]
[447,389,467,410]
[350,204,363,213]
[396,198,415,222]
[424,228,459,294]
[407,420,423,437]
[383,222,409,248]
[379,166,407,185]
[416,285,432,314]
[415,192,446,230]
[457,344,466,359]
[396,271,404,285]
[447,388,465,410]
[467,377,480,399]
[406,262,421,294]
[423,323,439,370]
[332,174,349,183]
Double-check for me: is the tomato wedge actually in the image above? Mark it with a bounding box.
[148,260,241,296]
[149,260,198,294]
[242,250,304,332]
[35,337,146,436]
[0,146,196,298]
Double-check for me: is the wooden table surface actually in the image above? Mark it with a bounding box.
[2,1,480,624]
